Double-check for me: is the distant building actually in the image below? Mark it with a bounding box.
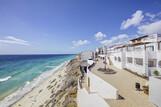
[80,51,93,61]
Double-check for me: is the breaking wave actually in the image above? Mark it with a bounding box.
[0,76,12,82]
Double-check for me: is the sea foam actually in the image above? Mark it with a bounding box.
[0,76,12,82]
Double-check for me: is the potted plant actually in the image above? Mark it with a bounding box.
[153,70,160,76]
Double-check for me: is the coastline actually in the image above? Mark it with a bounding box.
[3,56,80,107]
[0,57,75,107]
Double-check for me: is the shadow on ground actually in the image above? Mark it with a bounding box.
[97,68,117,74]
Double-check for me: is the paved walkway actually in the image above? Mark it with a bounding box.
[91,59,155,107]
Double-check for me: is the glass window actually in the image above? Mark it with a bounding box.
[118,57,121,62]
[158,60,161,68]
[135,58,143,66]
[158,42,161,50]
[127,57,133,63]
[114,56,117,61]
[148,59,156,67]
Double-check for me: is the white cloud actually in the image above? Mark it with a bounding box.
[100,34,129,46]
[145,11,161,22]
[145,12,156,20]
[94,32,106,41]
[121,10,144,30]
[0,36,30,46]
[72,40,90,48]
[138,20,161,34]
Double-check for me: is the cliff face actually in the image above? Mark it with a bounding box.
[53,57,81,107]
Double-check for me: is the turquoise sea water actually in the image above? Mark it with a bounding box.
[0,54,75,102]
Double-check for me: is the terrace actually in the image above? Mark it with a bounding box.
[91,58,155,107]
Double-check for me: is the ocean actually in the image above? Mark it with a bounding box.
[0,54,75,106]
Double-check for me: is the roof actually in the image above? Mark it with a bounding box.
[115,45,126,49]
[108,43,126,48]
[130,35,148,41]
[127,41,151,46]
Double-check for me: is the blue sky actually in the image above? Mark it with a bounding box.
[0,0,161,54]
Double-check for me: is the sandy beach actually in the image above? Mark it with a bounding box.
[11,58,81,107]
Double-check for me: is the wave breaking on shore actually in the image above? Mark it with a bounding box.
[0,76,12,83]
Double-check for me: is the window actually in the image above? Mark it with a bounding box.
[158,60,161,68]
[114,56,117,61]
[118,57,121,62]
[158,42,161,50]
[146,46,154,51]
[135,58,143,66]
[148,59,156,67]
[127,57,133,63]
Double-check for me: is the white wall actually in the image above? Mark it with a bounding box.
[109,52,123,69]
[146,42,161,76]
[88,72,118,99]
[81,51,93,61]
[125,45,147,76]
[77,88,110,107]
[157,49,161,75]
[149,76,161,107]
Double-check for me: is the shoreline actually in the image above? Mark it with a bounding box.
[12,61,68,106]
[10,57,80,107]
[0,59,71,107]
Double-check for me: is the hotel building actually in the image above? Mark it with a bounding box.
[106,34,161,77]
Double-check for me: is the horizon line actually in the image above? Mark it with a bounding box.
[0,53,77,55]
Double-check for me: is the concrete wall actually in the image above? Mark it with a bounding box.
[149,76,161,107]
[88,72,118,99]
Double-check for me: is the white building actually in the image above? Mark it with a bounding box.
[80,51,93,61]
[107,45,126,69]
[107,34,161,77]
